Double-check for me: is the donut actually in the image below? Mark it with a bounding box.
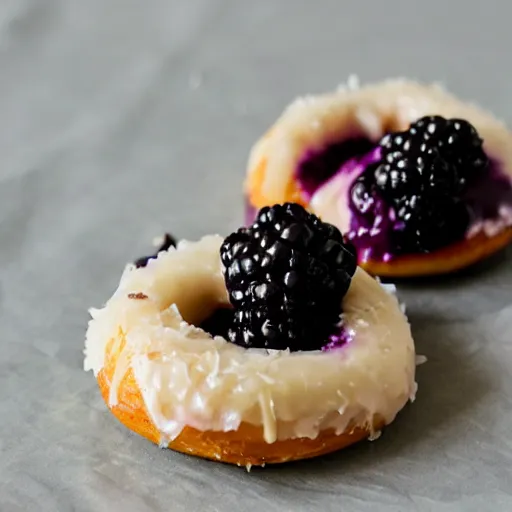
[84,204,416,467]
[245,79,512,277]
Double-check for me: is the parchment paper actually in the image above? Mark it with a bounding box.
[1,1,511,510]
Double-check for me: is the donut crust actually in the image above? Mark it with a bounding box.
[98,337,382,466]
[362,226,512,277]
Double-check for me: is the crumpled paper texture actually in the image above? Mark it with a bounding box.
[1,1,512,511]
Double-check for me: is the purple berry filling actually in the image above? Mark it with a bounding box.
[245,143,512,261]
[294,133,512,261]
[327,148,510,260]
[296,138,375,199]
[321,324,354,351]
[464,160,512,220]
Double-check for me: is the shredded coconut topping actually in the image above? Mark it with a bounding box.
[84,236,416,444]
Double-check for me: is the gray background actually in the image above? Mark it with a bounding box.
[1,1,511,511]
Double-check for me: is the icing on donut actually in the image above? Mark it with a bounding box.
[84,235,416,446]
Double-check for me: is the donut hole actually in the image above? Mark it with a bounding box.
[137,237,231,329]
[132,236,237,341]
[198,307,235,339]
[161,282,229,328]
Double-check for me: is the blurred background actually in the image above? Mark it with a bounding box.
[2,1,512,510]
[2,0,509,326]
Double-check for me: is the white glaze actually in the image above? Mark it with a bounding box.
[310,162,360,234]
[84,236,416,445]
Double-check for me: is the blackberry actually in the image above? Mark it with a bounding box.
[386,116,488,185]
[350,115,488,253]
[220,203,356,351]
[376,148,462,201]
[134,233,177,268]
[392,194,471,253]
[373,156,423,199]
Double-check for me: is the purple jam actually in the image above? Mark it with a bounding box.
[244,140,512,261]
[464,159,512,220]
[296,138,375,199]
[294,140,512,262]
[321,324,354,351]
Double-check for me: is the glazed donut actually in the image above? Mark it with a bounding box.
[85,214,416,466]
[245,79,512,277]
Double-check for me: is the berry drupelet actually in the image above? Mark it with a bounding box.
[220,203,357,351]
[350,116,488,253]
